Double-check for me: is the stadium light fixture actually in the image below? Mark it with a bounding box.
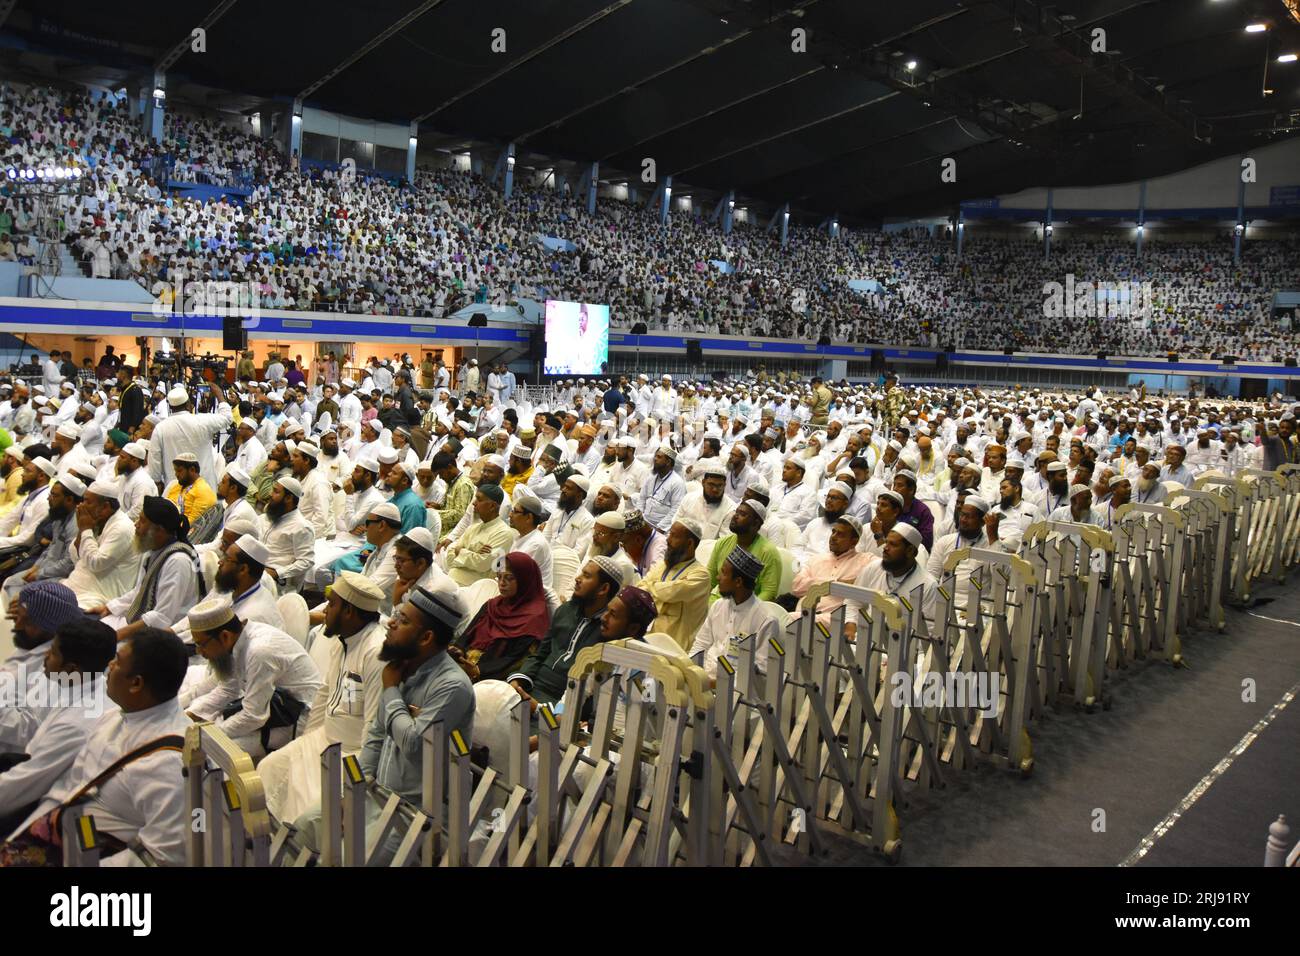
[1278,53,1298,62]
[1245,23,1268,33]
[905,60,917,72]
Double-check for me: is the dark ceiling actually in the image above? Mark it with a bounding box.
[5,0,1299,222]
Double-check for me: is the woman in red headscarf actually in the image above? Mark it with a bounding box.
[453,551,551,682]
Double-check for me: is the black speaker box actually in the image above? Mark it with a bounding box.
[222,315,247,351]
[529,328,546,361]
[630,322,648,335]
[467,313,489,328]
[686,339,703,363]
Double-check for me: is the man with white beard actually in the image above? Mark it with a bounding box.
[1131,462,1168,505]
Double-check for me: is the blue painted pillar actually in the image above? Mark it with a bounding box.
[955,212,964,261]
[586,162,598,214]
[144,71,165,143]
[722,189,734,234]
[471,154,484,177]
[1234,170,1246,264]
[659,175,672,225]
[503,142,516,199]
[1044,188,1053,258]
[779,203,789,247]
[406,121,418,183]
[1136,180,1146,256]
[629,186,639,205]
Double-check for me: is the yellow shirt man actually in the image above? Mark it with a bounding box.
[166,476,217,525]
[638,557,712,651]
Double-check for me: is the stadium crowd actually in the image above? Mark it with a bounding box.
[2,82,1298,361]
[0,341,1295,864]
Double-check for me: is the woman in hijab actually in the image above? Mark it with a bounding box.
[453,551,550,682]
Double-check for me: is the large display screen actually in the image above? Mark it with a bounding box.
[544,300,609,376]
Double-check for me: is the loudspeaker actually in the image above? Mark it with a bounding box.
[222,316,246,351]
[935,352,949,372]
[870,349,885,373]
[686,339,703,363]
[1221,354,1238,364]
[1167,352,1179,362]
[630,322,648,335]
[1096,351,1108,361]
[467,313,488,328]
[529,328,546,361]
[1003,347,1015,356]
[1285,357,1297,368]
[816,334,831,346]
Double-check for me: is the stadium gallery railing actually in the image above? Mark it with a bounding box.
[84,464,1296,868]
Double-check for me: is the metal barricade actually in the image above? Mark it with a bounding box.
[181,723,272,867]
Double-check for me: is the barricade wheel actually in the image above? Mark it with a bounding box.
[883,839,902,864]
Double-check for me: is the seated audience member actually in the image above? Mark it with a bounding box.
[65,478,143,609]
[845,524,937,634]
[257,572,387,823]
[445,485,515,586]
[0,475,80,604]
[690,547,780,682]
[600,585,658,642]
[637,517,711,651]
[508,557,624,708]
[0,617,117,832]
[454,552,550,682]
[91,496,202,638]
[705,499,781,603]
[0,627,192,867]
[298,581,474,865]
[180,595,323,759]
[789,514,874,627]
[0,582,86,752]
[164,452,217,525]
[261,476,315,590]
[392,528,445,606]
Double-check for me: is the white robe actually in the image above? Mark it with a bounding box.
[689,593,781,680]
[66,510,145,608]
[150,405,235,490]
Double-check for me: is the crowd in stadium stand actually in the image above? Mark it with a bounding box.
[0,340,1296,863]
[2,81,1299,363]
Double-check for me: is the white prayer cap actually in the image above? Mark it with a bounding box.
[1046,461,1068,473]
[400,527,437,553]
[87,478,121,499]
[377,447,400,464]
[892,523,923,547]
[369,502,401,523]
[167,385,189,407]
[188,595,236,634]
[355,456,380,474]
[397,461,418,484]
[30,457,56,478]
[4,447,23,461]
[747,478,770,497]
[232,533,271,566]
[486,454,507,470]
[275,476,304,498]
[296,442,320,460]
[785,455,807,471]
[121,441,148,461]
[827,480,853,500]
[332,570,385,613]
[877,489,904,508]
[509,445,532,460]
[56,422,82,440]
[1011,430,1032,444]
[144,413,162,425]
[656,444,677,461]
[739,499,767,522]
[595,511,626,531]
[284,421,305,437]
[225,464,251,487]
[673,515,704,541]
[962,495,992,514]
[835,514,864,537]
[172,452,199,465]
[1069,483,1092,498]
[887,439,903,451]
[224,515,260,538]
[1108,473,1131,488]
[564,473,591,493]
[699,463,727,479]
[57,474,87,497]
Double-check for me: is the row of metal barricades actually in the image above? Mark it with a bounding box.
[60,464,1300,867]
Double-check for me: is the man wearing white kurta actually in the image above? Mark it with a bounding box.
[65,479,144,610]
[97,497,202,635]
[543,475,596,554]
[5,629,192,866]
[845,524,938,628]
[180,595,323,758]
[690,546,780,681]
[770,457,818,530]
[637,445,687,534]
[148,381,234,491]
[257,572,388,823]
[260,477,316,591]
[509,488,554,589]
[115,441,157,521]
[291,442,335,538]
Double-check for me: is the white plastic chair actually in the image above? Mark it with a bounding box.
[200,550,219,594]
[425,508,442,540]
[550,544,581,601]
[761,600,792,631]
[277,593,310,646]
[455,577,500,639]
[697,539,718,566]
